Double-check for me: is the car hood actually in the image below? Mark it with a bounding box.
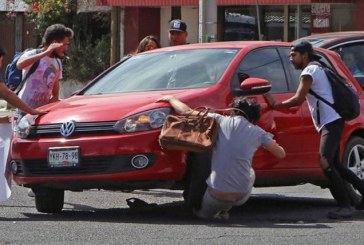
[36,89,208,124]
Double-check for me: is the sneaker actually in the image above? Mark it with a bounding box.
[214,210,230,220]
[27,189,35,198]
[327,207,353,219]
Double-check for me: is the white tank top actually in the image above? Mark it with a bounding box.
[302,62,341,131]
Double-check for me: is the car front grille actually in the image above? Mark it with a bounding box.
[28,121,118,137]
[13,154,156,176]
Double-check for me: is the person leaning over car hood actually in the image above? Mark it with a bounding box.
[158,95,285,220]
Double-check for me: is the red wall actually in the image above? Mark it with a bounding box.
[124,7,160,55]
[354,1,364,30]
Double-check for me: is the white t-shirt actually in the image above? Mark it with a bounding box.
[17,49,62,114]
[302,62,341,131]
[206,113,273,194]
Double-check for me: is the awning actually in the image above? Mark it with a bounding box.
[96,0,355,6]
[216,0,354,4]
[96,0,198,6]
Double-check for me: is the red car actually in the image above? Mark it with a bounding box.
[10,41,364,213]
[297,31,364,87]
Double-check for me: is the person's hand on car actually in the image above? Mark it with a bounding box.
[29,108,48,115]
[157,95,176,102]
[263,92,276,108]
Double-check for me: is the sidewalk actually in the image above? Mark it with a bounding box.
[0,100,15,117]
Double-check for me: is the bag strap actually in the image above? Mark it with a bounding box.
[183,107,210,125]
[308,89,335,110]
[14,49,41,95]
[306,61,337,112]
[213,108,249,120]
[183,107,249,121]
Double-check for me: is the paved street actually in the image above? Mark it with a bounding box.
[1,184,364,244]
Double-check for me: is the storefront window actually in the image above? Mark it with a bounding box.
[330,4,355,32]
[222,3,356,42]
[223,6,258,41]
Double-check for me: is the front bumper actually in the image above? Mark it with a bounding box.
[11,130,187,190]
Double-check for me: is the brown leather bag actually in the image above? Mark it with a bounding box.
[159,109,219,152]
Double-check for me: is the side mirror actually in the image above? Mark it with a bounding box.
[234,77,272,96]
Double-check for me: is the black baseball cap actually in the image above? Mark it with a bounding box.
[291,40,321,60]
[169,19,187,32]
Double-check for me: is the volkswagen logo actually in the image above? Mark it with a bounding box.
[60,121,76,137]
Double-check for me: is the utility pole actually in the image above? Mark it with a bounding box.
[110,7,121,65]
[198,0,206,43]
[199,0,217,43]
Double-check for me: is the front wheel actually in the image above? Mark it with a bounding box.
[34,188,64,213]
[332,137,364,205]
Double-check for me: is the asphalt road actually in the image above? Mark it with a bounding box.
[0,184,364,245]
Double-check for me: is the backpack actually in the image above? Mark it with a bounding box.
[309,63,360,121]
[5,48,41,94]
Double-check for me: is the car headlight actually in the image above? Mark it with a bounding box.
[14,115,36,139]
[113,108,171,133]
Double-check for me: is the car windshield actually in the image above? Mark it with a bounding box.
[83,49,239,95]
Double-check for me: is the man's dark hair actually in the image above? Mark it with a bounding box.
[229,97,261,123]
[0,47,6,57]
[42,24,74,46]
[291,40,321,61]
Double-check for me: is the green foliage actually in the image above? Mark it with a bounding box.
[63,34,110,83]
[23,0,74,35]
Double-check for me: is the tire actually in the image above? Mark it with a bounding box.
[183,151,212,210]
[330,136,364,205]
[34,188,64,213]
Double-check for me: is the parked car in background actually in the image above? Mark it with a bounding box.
[9,41,364,213]
[297,31,364,88]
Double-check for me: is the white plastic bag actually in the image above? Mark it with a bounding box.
[0,123,12,202]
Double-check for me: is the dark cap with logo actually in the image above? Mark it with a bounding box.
[291,40,321,60]
[169,19,187,32]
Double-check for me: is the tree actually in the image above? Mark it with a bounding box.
[18,0,111,83]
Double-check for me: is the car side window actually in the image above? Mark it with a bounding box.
[280,48,301,91]
[331,42,364,76]
[280,47,335,91]
[238,48,288,93]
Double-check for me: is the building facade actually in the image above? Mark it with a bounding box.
[97,0,364,56]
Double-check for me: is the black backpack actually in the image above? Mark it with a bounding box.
[4,48,41,94]
[309,63,360,121]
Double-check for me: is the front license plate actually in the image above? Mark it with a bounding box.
[48,147,80,168]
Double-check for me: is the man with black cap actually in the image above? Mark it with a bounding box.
[264,40,364,219]
[168,19,188,46]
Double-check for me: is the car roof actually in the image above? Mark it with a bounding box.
[152,41,292,51]
[298,31,364,48]
[148,40,334,59]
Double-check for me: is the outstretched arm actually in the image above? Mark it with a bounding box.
[264,74,312,109]
[157,95,197,115]
[0,83,47,115]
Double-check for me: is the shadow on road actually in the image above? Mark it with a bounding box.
[3,193,364,227]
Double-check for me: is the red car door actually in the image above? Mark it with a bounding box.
[234,46,317,170]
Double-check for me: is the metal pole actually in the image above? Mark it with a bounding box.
[206,0,217,42]
[198,0,206,43]
[255,0,262,40]
[296,5,302,39]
